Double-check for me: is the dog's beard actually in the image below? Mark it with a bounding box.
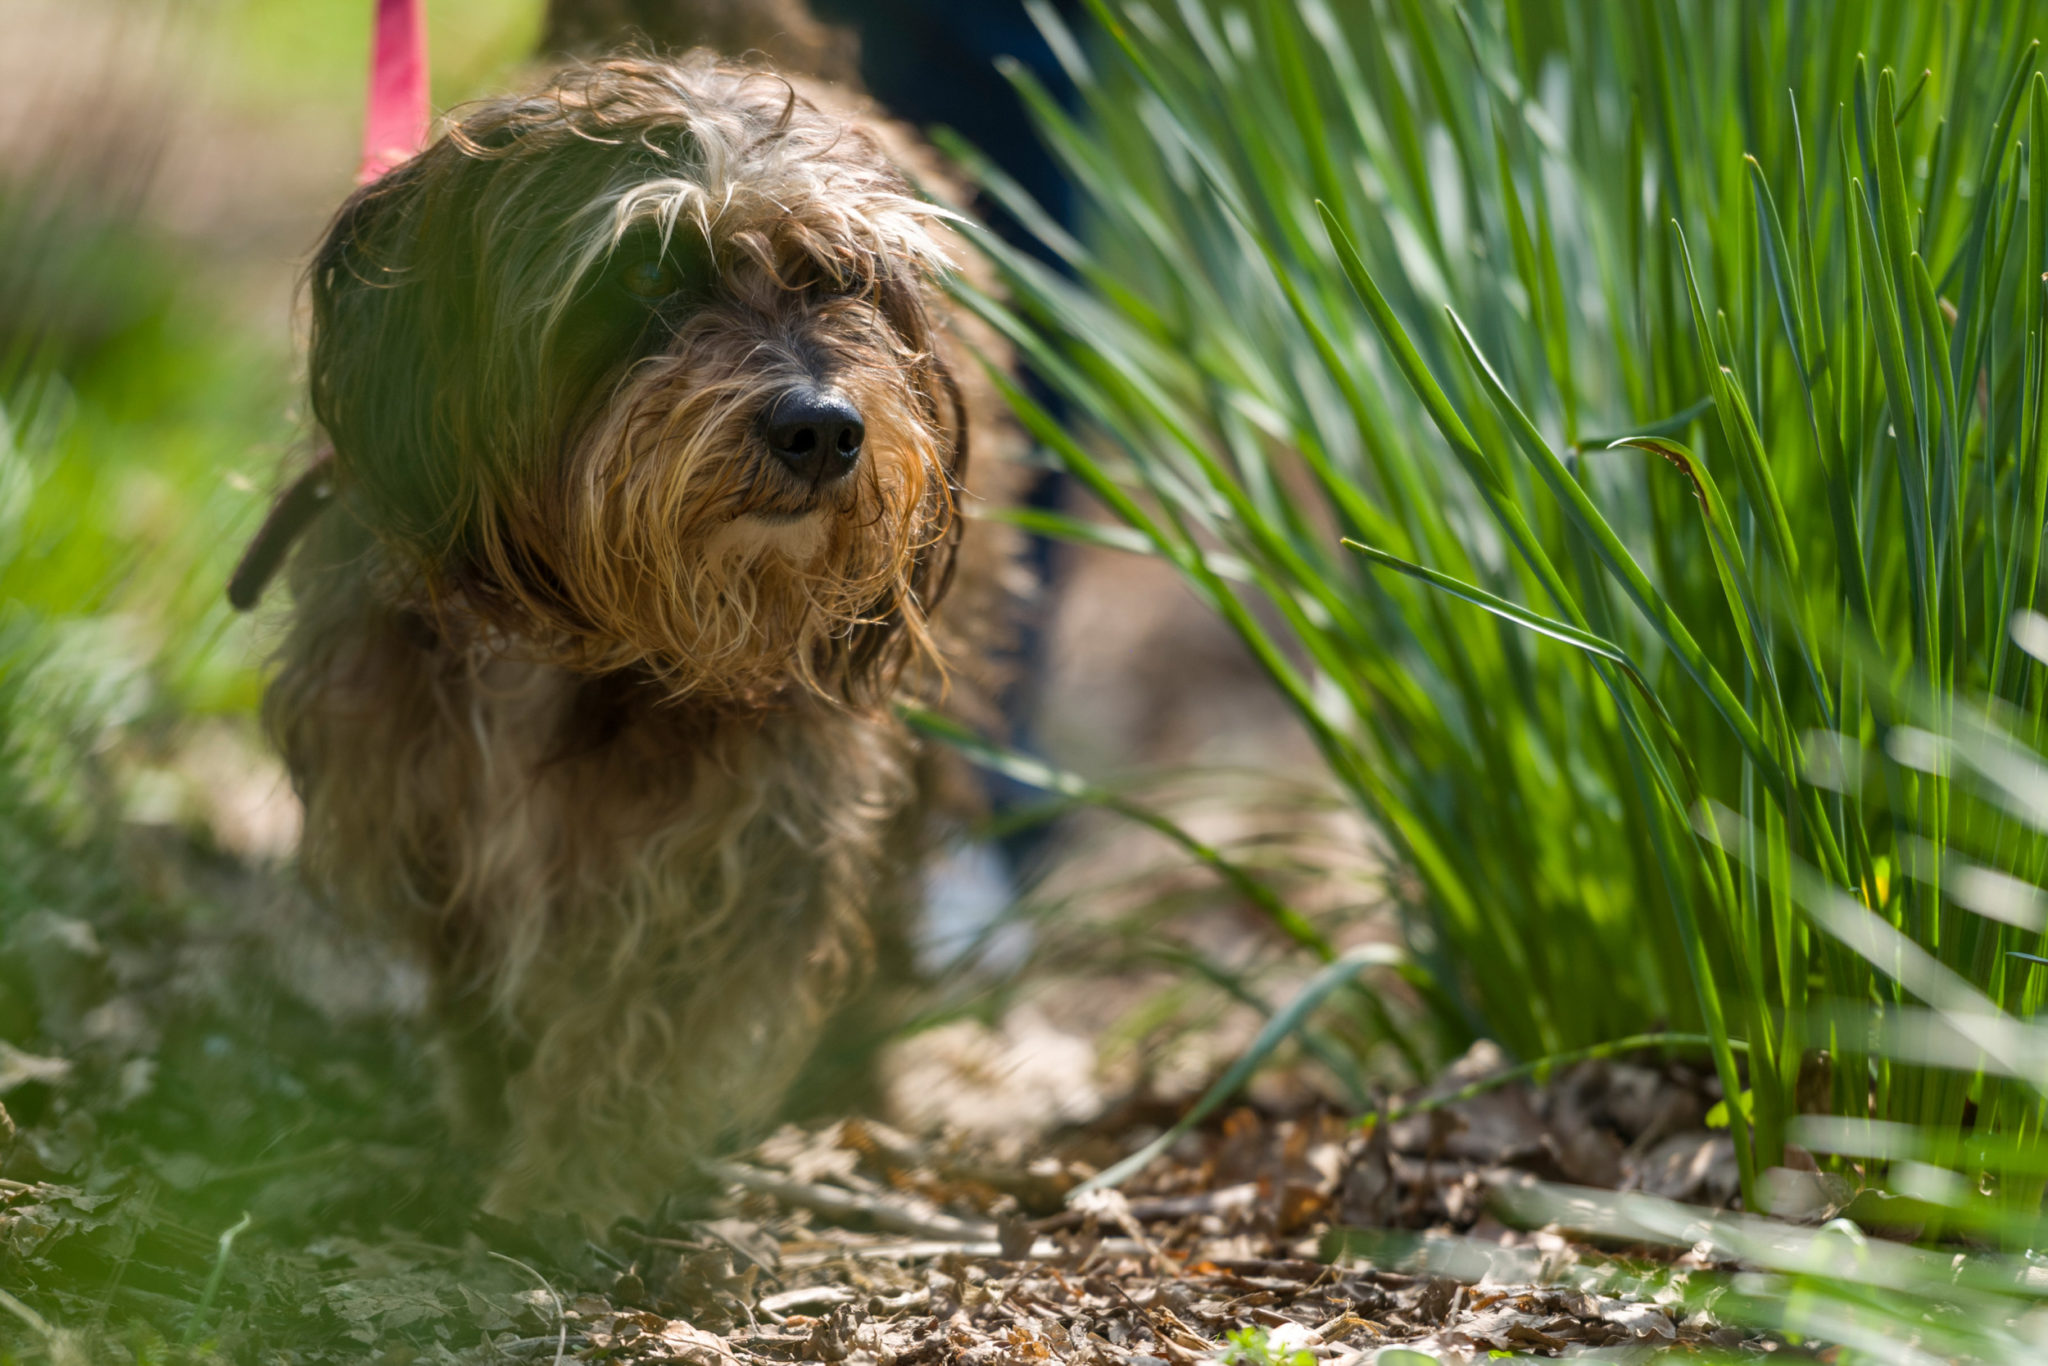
[513,342,951,705]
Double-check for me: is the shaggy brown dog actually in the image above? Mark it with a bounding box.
[243,51,1013,1223]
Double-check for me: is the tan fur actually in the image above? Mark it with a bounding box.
[263,51,1016,1224]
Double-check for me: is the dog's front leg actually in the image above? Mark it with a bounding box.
[476,887,861,1228]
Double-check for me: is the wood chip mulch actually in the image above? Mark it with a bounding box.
[2,1041,1815,1362]
[490,1050,1796,1365]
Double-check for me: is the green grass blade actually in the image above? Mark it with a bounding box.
[1070,943,1407,1196]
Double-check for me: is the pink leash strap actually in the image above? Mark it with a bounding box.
[358,0,429,184]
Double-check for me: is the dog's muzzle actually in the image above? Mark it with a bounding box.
[762,386,864,486]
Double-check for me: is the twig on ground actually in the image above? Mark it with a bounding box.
[496,1334,589,1360]
[1031,1183,1262,1232]
[0,1288,52,1338]
[489,1250,568,1366]
[181,1211,251,1347]
[703,1160,995,1241]
[611,1228,697,1250]
[778,1235,1148,1268]
[757,1285,858,1319]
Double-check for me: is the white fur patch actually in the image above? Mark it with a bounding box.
[705,509,830,563]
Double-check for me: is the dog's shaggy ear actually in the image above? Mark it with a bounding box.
[308,157,476,560]
[917,351,969,612]
[309,136,628,572]
[309,119,701,595]
[841,342,966,692]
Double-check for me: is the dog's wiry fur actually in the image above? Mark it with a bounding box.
[264,52,1005,1223]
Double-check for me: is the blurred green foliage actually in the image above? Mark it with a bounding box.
[219,0,544,113]
[0,0,546,823]
[0,7,546,1352]
[0,40,536,1186]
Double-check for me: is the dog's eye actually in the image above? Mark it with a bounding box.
[620,257,681,300]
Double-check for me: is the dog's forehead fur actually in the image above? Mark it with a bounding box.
[453,55,958,312]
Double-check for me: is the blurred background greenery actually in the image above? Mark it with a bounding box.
[2,0,542,731]
[0,0,557,1327]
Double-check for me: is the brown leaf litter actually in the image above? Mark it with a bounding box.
[438,1051,1805,1366]
[3,1002,1831,1364]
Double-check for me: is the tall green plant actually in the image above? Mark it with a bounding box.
[961,0,2048,1208]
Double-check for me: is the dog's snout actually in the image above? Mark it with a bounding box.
[763,387,864,483]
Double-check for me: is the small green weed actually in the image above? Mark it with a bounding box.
[1216,1325,1315,1366]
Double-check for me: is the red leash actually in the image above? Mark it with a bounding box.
[358,0,430,184]
[229,0,429,610]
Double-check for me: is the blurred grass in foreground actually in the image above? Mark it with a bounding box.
[0,196,283,888]
[0,6,546,1352]
[959,0,2048,1350]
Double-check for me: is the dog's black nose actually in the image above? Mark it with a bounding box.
[763,387,863,483]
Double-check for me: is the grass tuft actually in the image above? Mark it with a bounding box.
[967,0,2048,1249]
